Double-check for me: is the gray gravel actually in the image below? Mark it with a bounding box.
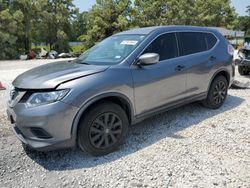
[0,60,250,187]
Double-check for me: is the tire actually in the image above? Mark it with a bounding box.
[202,75,228,109]
[238,66,247,75]
[78,102,129,156]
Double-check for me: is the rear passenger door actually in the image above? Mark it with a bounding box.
[177,32,218,96]
[131,33,187,116]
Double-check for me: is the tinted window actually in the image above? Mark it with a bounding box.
[178,32,207,56]
[205,33,217,49]
[143,33,178,61]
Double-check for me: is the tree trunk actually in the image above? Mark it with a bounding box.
[49,43,52,51]
[24,15,30,52]
[24,36,29,53]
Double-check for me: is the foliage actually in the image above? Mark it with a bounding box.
[10,0,46,52]
[193,0,237,28]
[70,45,84,53]
[132,0,237,28]
[71,11,89,41]
[32,45,83,53]
[236,5,250,35]
[0,0,249,60]
[80,0,238,49]
[79,0,132,49]
[0,0,76,59]
[52,30,71,53]
[32,0,75,52]
[39,0,76,52]
[0,1,23,59]
[132,0,168,27]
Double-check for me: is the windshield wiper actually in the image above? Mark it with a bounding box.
[76,59,89,65]
[80,62,89,65]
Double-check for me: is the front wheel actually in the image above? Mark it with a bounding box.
[202,75,228,109]
[78,102,129,156]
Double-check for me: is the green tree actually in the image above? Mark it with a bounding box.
[236,5,250,35]
[193,0,237,28]
[132,0,168,27]
[0,0,241,59]
[132,0,236,28]
[10,0,46,52]
[0,0,76,58]
[39,0,76,52]
[70,11,89,41]
[0,0,23,59]
[79,0,132,49]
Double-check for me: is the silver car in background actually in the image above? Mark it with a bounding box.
[7,26,235,156]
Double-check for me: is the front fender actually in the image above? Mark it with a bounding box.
[70,92,134,142]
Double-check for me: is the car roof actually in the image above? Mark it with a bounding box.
[115,25,218,35]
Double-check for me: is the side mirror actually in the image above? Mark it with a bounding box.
[137,53,159,66]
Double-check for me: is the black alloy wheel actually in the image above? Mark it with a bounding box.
[78,102,128,156]
[89,112,123,149]
[202,75,228,109]
[212,81,227,105]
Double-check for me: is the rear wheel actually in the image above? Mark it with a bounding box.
[78,102,128,156]
[202,75,228,109]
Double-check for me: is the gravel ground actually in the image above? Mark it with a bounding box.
[0,60,250,187]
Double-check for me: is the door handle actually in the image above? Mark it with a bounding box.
[209,56,216,61]
[175,65,185,71]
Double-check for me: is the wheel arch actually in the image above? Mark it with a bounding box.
[207,69,230,92]
[71,92,134,142]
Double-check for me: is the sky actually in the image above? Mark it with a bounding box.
[73,0,249,16]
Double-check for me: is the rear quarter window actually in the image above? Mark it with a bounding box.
[205,33,218,50]
[178,32,207,56]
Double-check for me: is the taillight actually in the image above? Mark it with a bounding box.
[228,44,234,56]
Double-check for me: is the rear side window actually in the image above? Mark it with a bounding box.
[205,33,217,50]
[143,33,178,61]
[178,32,207,56]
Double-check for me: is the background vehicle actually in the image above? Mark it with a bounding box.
[7,26,234,156]
[237,48,250,75]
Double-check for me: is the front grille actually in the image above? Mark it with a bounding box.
[9,88,27,107]
[30,128,52,139]
[10,89,19,101]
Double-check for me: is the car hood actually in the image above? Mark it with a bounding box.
[13,60,109,89]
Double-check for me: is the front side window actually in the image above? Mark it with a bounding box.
[142,33,178,61]
[77,34,146,65]
[178,32,207,56]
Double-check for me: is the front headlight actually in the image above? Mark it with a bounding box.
[26,89,69,108]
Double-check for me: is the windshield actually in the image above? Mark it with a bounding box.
[77,34,146,65]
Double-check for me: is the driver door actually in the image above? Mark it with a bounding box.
[131,32,187,116]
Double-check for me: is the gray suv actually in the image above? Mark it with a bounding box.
[7,26,235,156]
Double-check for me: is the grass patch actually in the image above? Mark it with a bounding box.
[31,45,50,51]
[70,45,84,53]
[31,45,84,53]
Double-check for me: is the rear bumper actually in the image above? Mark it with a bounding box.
[7,101,79,151]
